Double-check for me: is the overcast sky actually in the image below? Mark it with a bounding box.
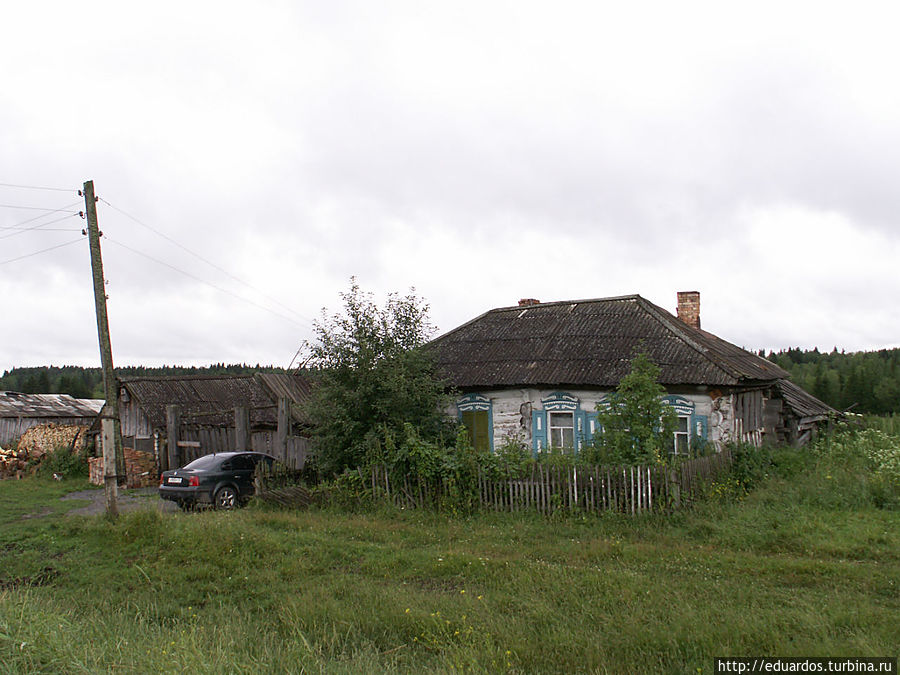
[2,1,899,374]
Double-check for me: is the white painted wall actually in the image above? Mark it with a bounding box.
[451,388,725,451]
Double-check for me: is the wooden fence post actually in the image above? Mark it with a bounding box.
[667,466,680,509]
[166,404,181,471]
[276,397,290,461]
[235,406,250,451]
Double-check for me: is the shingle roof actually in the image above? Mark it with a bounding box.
[775,379,836,420]
[429,295,789,389]
[0,391,104,419]
[120,373,313,428]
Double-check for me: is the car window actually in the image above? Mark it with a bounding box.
[231,455,256,471]
[182,455,223,471]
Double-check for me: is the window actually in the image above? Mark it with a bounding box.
[457,394,493,452]
[533,392,585,453]
[549,412,574,449]
[231,455,256,471]
[672,415,690,455]
[662,395,707,456]
[462,409,491,452]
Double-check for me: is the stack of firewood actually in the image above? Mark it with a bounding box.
[17,424,89,460]
[0,425,93,480]
[88,448,158,488]
[0,445,28,479]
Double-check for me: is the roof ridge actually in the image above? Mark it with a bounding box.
[431,295,645,345]
[120,373,258,383]
[632,297,747,381]
[490,294,643,313]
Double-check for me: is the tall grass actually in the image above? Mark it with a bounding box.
[862,413,900,436]
[0,437,898,673]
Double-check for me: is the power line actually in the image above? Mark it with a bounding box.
[0,236,84,266]
[97,196,313,325]
[0,227,81,232]
[0,182,75,193]
[0,203,79,211]
[103,236,310,329]
[1,201,83,229]
[0,212,82,240]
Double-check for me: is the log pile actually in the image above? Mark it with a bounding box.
[0,424,92,479]
[17,424,90,461]
[88,448,158,489]
[0,445,28,479]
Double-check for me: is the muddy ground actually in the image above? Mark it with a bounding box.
[62,487,179,516]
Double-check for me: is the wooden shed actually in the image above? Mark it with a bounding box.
[118,373,313,470]
[0,391,104,446]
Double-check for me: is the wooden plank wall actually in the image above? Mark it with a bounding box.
[175,426,309,469]
[370,447,733,516]
[734,391,765,446]
[119,400,153,439]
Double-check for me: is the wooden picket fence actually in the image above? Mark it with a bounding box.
[370,447,733,515]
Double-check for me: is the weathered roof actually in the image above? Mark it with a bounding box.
[429,295,789,389]
[255,373,314,407]
[256,372,315,425]
[120,373,313,428]
[0,391,104,419]
[775,379,836,420]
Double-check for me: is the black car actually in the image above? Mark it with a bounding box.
[158,451,277,510]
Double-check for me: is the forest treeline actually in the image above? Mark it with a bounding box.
[0,364,285,400]
[3,347,899,415]
[766,347,900,415]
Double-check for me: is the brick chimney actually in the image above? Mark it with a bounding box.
[518,298,540,307]
[676,291,700,329]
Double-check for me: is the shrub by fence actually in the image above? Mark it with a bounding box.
[369,447,733,515]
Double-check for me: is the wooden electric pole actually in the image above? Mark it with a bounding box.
[83,179,122,517]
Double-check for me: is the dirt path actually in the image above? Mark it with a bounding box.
[63,487,178,516]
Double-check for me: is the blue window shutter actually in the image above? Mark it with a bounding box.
[692,413,708,441]
[532,410,546,455]
[584,412,600,447]
[574,410,587,452]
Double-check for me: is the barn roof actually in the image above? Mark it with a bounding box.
[119,373,313,428]
[0,391,104,419]
[429,294,789,389]
[775,379,836,420]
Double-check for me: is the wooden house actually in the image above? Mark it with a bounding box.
[0,391,103,446]
[429,292,835,455]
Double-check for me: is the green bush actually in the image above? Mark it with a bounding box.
[483,436,531,480]
[303,280,453,476]
[35,445,89,479]
[309,468,374,511]
[593,352,677,465]
[728,442,775,492]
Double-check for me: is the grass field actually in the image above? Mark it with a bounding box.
[0,444,898,674]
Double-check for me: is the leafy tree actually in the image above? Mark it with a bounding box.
[303,279,452,476]
[590,351,676,465]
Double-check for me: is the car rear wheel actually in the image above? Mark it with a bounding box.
[214,486,237,510]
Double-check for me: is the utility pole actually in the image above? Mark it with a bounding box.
[83,179,121,517]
